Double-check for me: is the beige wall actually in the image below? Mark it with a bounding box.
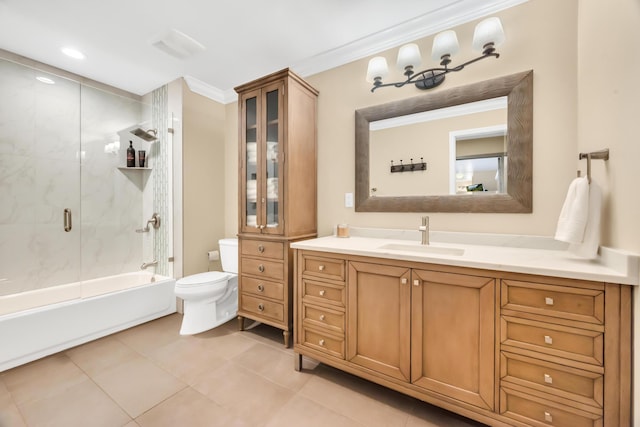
[577,0,640,422]
[182,81,227,276]
[577,0,640,253]
[224,102,239,239]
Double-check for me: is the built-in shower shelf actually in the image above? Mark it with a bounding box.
[117,167,152,171]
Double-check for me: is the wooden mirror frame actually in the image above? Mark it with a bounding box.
[355,70,533,213]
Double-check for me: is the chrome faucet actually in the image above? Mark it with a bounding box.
[140,260,158,270]
[136,213,161,233]
[418,216,429,245]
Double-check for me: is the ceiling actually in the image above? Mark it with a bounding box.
[0,0,525,103]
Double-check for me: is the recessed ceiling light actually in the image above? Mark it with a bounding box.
[61,47,85,60]
[36,76,55,84]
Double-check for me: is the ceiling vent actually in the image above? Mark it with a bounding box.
[151,29,206,60]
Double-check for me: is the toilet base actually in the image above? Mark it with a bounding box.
[179,289,238,335]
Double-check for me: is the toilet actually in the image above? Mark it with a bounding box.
[175,238,238,335]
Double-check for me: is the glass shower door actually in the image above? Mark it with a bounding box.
[0,58,81,296]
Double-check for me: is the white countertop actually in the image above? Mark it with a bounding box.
[291,227,640,285]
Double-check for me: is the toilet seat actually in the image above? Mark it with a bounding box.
[175,271,231,289]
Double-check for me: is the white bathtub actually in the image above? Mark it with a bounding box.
[0,272,176,372]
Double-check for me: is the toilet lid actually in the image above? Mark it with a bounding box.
[176,271,230,287]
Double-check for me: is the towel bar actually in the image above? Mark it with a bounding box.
[578,148,609,183]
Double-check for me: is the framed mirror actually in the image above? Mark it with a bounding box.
[355,70,532,213]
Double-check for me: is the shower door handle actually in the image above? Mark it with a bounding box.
[63,208,72,232]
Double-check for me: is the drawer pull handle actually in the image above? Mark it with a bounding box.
[258,303,265,312]
[544,411,552,423]
[258,245,265,253]
[258,264,265,272]
[319,290,326,296]
[319,339,325,346]
[318,265,325,271]
[413,279,420,286]
[544,374,553,384]
[545,297,554,306]
[544,335,553,345]
[319,315,325,321]
[257,284,264,292]
[401,278,408,285]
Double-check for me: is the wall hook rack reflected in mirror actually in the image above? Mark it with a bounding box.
[390,157,427,173]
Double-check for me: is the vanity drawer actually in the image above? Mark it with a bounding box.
[302,303,345,334]
[500,386,603,427]
[241,257,284,281]
[241,239,284,260]
[302,279,345,307]
[501,280,604,324]
[301,254,345,282]
[501,352,603,408]
[241,276,284,301]
[240,294,284,323]
[300,327,345,359]
[501,316,603,366]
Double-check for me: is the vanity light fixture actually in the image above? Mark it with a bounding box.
[366,17,505,92]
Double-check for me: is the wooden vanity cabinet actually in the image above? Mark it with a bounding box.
[236,69,318,347]
[293,250,631,427]
[411,269,496,411]
[345,261,496,409]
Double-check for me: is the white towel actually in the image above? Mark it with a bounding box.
[568,180,601,259]
[554,177,590,244]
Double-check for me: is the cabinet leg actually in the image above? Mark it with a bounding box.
[237,316,244,331]
[294,352,302,372]
[283,330,290,348]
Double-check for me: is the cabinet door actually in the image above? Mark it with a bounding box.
[411,269,495,410]
[240,88,261,233]
[260,81,284,235]
[239,82,284,235]
[347,261,411,382]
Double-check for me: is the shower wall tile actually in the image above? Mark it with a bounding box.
[0,60,36,157]
[32,223,81,290]
[34,157,79,225]
[0,154,36,225]
[151,85,169,277]
[81,223,141,279]
[80,85,149,282]
[34,79,80,162]
[0,224,39,296]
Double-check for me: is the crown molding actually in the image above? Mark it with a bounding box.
[291,0,528,78]
[183,75,227,103]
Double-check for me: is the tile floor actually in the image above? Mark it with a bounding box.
[0,314,487,427]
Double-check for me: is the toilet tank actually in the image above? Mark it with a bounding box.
[218,238,238,274]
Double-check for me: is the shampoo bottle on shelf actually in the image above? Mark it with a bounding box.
[127,140,135,167]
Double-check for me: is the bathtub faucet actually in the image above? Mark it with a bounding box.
[140,260,158,270]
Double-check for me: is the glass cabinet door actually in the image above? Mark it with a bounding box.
[262,83,283,234]
[243,91,259,232]
[241,82,283,235]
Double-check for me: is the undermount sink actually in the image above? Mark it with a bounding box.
[378,243,465,256]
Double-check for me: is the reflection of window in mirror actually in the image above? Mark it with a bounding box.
[448,124,507,195]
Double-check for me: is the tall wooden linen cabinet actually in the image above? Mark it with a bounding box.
[235,69,318,347]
